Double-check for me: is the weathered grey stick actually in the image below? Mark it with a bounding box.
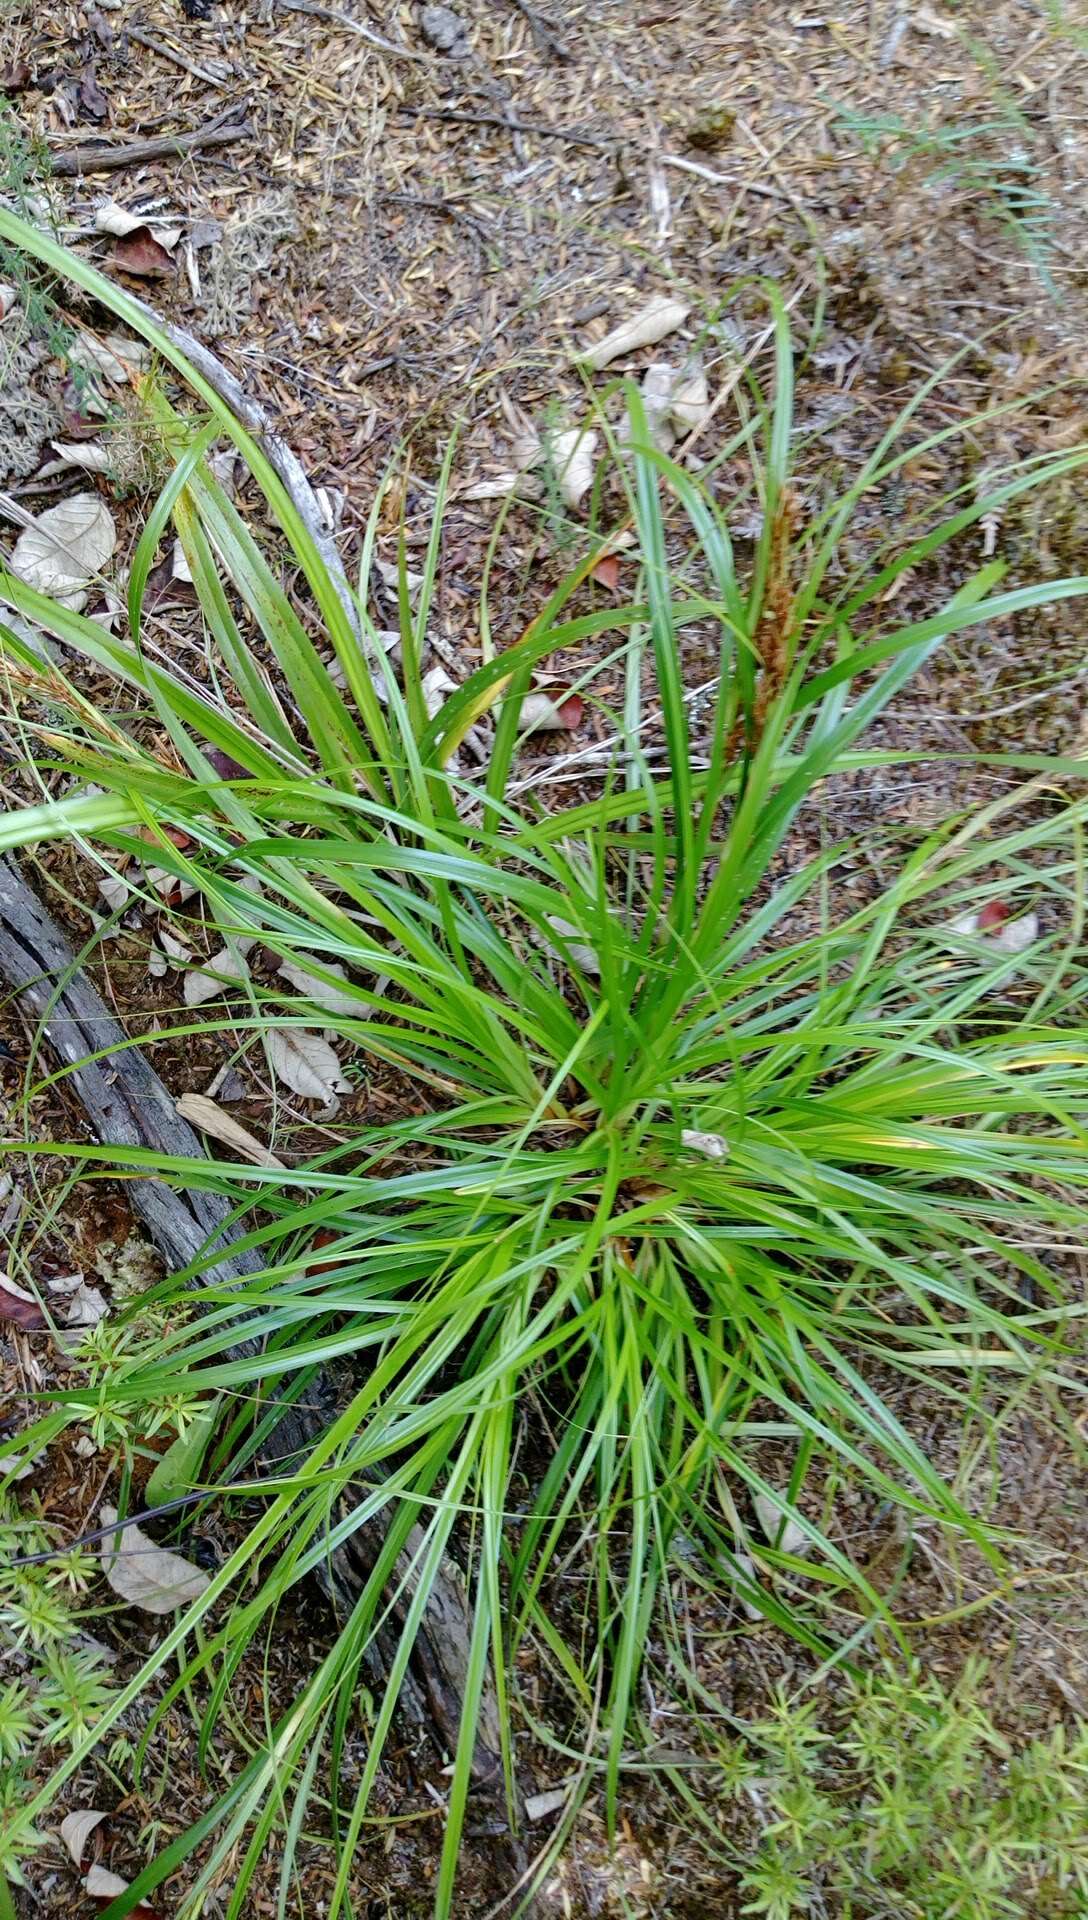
[48,123,251,177]
[0,854,502,1774]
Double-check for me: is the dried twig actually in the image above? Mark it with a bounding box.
[503,0,571,61]
[48,121,250,176]
[395,102,612,150]
[103,289,361,645]
[275,0,432,61]
[123,25,235,89]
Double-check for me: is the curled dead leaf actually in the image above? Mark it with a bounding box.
[60,1807,108,1869]
[548,426,598,511]
[176,1093,284,1168]
[98,1504,210,1614]
[519,690,584,732]
[580,296,690,371]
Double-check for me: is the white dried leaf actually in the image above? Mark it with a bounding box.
[268,1028,351,1103]
[184,946,250,1006]
[175,1093,284,1169]
[63,1282,109,1328]
[98,1503,210,1614]
[375,557,424,606]
[97,869,132,914]
[170,537,193,583]
[9,493,117,611]
[0,284,16,322]
[525,1786,569,1822]
[581,296,690,371]
[641,364,678,453]
[208,447,238,496]
[59,1808,108,1868]
[545,915,600,975]
[278,954,367,1017]
[422,662,457,720]
[67,331,151,383]
[147,947,167,979]
[549,427,598,511]
[47,440,112,475]
[84,1867,130,1900]
[146,866,198,904]
[947,909,1039,955]
[93,199,181,250]
[670,361,710,433]
[463,470,524,501]
[159,928,194,965]
[681,1128,730,1161]
[518,691,583,732]
[752,1492,810,1557]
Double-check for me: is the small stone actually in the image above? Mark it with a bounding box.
[420,4,469,55]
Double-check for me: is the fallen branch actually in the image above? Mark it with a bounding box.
[99,288,362,647]
[0,854,502,1778]
[48,122,251,177]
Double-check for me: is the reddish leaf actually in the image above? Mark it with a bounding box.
[306,1228,340,1276]
[590,552,621,592]
[0,1280,47,1330]
[553,691,583,729]
[977,900,1010,931]
[111,227,175,279]
[206,748,252,781]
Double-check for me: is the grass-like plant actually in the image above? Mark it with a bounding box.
[2,204,1088,1917]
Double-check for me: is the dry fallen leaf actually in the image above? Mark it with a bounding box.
[62,1281,109,1329]
[581,296,690,371]
[44,440,113,476]
[680,1128,730,1161]
[184,946,251,1006]
[525,1786,570,1823]
[175,1093,285,1169]
[9,492,117,611]
[94,199,182,251]
[641,363,678,452]
[670,360,710,432]
[278,954,368,1017]
[67,332,151,385]
[751,1492,810,1557]
[947,906,1039,955]
[519,690,585,733]
[548,427,598,511]
[267,1029,352,1103]
[590,551,621,593]
[0,1276,47,1330]
[98,1504,210,1614]
[545,916,600,975]
[111,227,176,279]
[84,1862,163,1919]
[97,868,133,914]
[0,284,16,321]
[60,1807,109,1869]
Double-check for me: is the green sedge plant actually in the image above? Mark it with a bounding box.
[1,203,1088,1916]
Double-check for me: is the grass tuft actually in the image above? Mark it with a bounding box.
[1,205,1088,1915]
